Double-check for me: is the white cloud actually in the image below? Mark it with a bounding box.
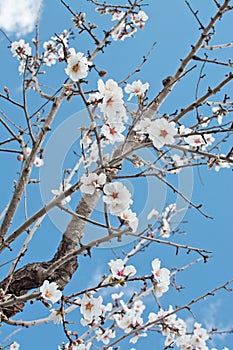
[0,0,42,36]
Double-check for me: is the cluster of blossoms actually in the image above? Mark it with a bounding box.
[134,117,177,149]
[10,39,32,74]
[108,9,148,41]
[147,203,179,239]
[148,305,187,347]
[111,299,147,344]
[87,78,127,148]
[39,259,229,350]
[148,307,224,349]
[11,30,72,74]
[17,146,44,167]
[42,29,71,67]
[176,322,210,349]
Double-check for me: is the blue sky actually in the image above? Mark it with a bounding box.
[0,0,233,349]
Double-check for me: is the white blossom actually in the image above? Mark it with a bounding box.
[33,157,44,167]
[111,291,124,302]
[131,10,149,29]
[80,293,103,323]
[96,328,116,344]
[40,280,62,304]
[151,258,170,297]
[119,209,139,232]
[65,50,91,81]
[212,106,228,125]
[160,218,171,238]
[80,173,106,194]
[101,122,125,144]
[111,22,137,41]
[169,154,187,174]
[148,118,177,149]
[10,342,20,350]
[103,182,133,215]
[215,155,232,172]
[11,39,31,59]
[125,80,149,101]
[80,132,92,149]
[49,309,62,324]
[43,53,57,67]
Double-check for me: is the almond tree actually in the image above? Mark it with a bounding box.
[0,1,233,349]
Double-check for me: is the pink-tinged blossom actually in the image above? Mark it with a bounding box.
[192,322,209,346]
[10,342,20,350]
[111,22,137,41]
[97,79,127,121]
[119,209,139,232]
[33,157,44,167]
[65,50,91,81]
[131,10,149,29]
[80,173,106,195]
[125,80,149,101]
[108,258,136,280]
[96,328,116,345]
[101,123,125,144]
[103,182,133,215]
[148,118,177,149]
[151,258,170,297]
[43,53,57,67]
[11,39,31,59]
[40,280,62,304]
[80,293,103,323]
[184,131,215,149]
[176,334,193,349]
[184,133,205,147]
